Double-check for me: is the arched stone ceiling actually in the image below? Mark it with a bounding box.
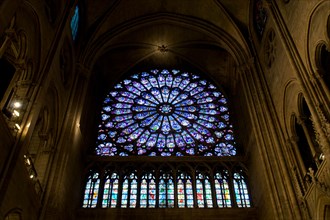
[80,0,251,92]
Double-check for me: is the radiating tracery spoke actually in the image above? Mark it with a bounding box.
[96,69,237,156]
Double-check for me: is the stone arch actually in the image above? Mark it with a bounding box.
[14,3,41,80]
[4,208,22,220]
[81,13,251,76]
[316,196,330,220]
[307,1,330,114]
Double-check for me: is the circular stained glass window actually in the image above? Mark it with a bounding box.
[96,69,236,156]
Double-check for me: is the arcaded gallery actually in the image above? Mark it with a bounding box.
[0,0,329,219]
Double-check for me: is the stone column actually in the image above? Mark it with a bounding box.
[289,136,308,176]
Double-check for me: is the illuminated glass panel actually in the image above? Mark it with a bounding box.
[96,69,237,156]
[205,177,213,208]
[196,172,213,208]
[70,6,79,40]
[196,179,204,207]
[82,172,100,208]
[159,172,174,208]
[177,171,194,208]
[102,172,119,208]
[140,172,156,208]
[234,172,251,208]
[214,171,231,207]
[121,172,138,208]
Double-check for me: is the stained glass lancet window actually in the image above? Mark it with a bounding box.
[96,69,237,156]
[177,171,194,208]
[102,172,119,208]
[233,171,251,208]
[121,172,138,208]
[140,172,156,208]
[196,171,213,208]
[159,171,175,208]
[82,172,100,208]
[70,5,79,40]
[214,171,231,207]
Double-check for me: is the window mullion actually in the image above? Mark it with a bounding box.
[228,171,237,208]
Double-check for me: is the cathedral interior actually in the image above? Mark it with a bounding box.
[0,0,330,219]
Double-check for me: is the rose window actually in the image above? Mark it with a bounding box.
[95,69,237,156]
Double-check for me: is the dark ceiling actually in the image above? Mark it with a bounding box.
[80,0,252,92]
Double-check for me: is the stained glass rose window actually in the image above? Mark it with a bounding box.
[95,69,236,156]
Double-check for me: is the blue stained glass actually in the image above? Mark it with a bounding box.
[104,97,112,103]
[148,77,159,88]
[157,134,166,149]
[166,76,173,87]
[193,123,210,135]
[113,103,132,108]
[70,6,79,40]
[150,115,163,132]
[132,81,146,92]
[95,69,237,156]
[114,84,123,89]
[137,130,150,144]
[186,148,195,155]
[158,75,166,87]
[122,91,137,99]
[102,114,110,120]
[169,115,182,131]
[114,114,132,122]
[161,117,171,134]
[129,128,144,140]
[142,72,150,77]
[116,97,134,103]
[175,134,186,147]
[174,114,190,127]
[215,131,224,138]
[132,106,155,112]
[190,86,204,96]
[234,172,250,207]
[161,87,170,102]
[103,106,112,112]
[146,134,157,147]
[172,93,189,105]
[83,172,100,208]
[124,145,134,152]
[126,85,141,95]
[188,128,203,140]
[176,111,196,120]
[167,134,175,149]
[161,69,169,74]
[176,99,194,106]
[122,123,139,134]
[113,109,131,114]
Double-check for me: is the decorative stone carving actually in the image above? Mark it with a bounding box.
[264,29,276,68]
[307,167,330,197]
[315,106,330,147]
[254,0,268,37]
[0,16,17,58]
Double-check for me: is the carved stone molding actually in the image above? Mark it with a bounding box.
[264,29,276,68]
[0,16,17,58]
[314,106,330,158]
[307,167,330,198]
